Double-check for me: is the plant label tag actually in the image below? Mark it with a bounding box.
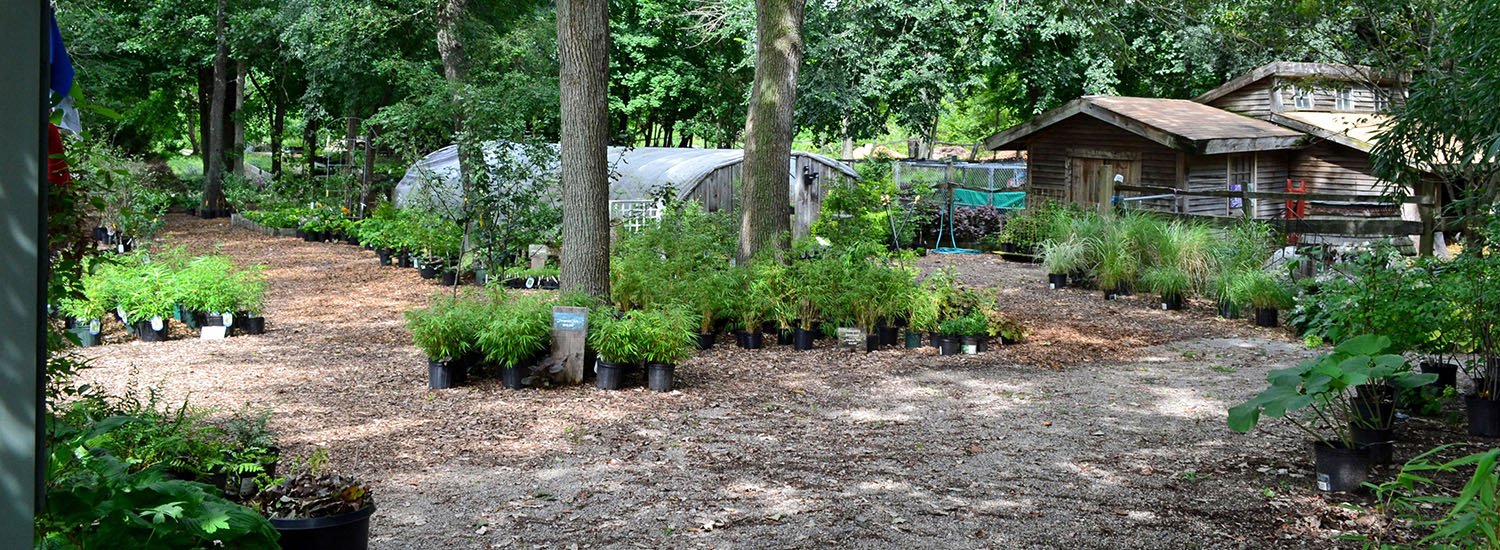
[117,243,126,253]
[88,319,101,335]
[526,277,537,289]
[150,316,164,331]
[222,313,234,327]
[837,327,865,351]
[551,307,588,385]
[963,344,978,354]
[1161,303,1169,310]
[1049,283,1057,289]
[1316,474,1331,492]
[117,306,127,324]
[200,326,227,340]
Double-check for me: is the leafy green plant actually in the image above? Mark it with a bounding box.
[1236,270,1294,310]
[476,296,552,367]
[588,308,696,365]
[405,294,490,362]
[987,312,1028,342]
[939,311,989,336]
[1360,445,1500,549]
[1140,265,1192,302]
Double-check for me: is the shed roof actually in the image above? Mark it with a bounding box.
[1193,61,1408,105]
[1269,112,1388,152]
[984,96,1307,155]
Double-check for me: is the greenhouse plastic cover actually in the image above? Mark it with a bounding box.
[954,190,1026,209]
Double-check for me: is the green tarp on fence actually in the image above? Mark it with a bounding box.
[954,189,1025,209]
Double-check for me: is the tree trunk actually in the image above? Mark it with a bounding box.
[362,125,378,215]
[437,0,476,203]
[557,0,612,298]
[203,0,229,213]
[344,115,358,176]
[186,110,200,154]
[271,83,285,178]
[738,0,805,263]
[198,67,212,174]
[304,118,318,177]
[232,60,246,178]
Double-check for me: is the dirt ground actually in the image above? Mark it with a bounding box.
[75,214,1486,549]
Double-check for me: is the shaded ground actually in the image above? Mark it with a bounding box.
[76,215,1482,549]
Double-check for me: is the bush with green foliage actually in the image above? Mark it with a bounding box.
[476,295,552,367]
[405,294,495,362]
[589,308,696,365]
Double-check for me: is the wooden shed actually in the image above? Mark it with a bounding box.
[982,62,1429,245]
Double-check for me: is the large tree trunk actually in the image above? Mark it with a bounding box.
[198,67,212,174]
[738,0,806,263]
[271,78,285,178]
[203,0,229,213]
[557,0,611,298]
[232,60,246,178]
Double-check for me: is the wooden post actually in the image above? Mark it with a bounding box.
[1418,180,1437,257]
[552,306,588,384]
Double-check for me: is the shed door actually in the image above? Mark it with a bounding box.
[1070,157,1136,211]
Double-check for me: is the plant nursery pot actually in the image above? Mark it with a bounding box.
[595,360,627,390]
[864,334,879,353]
[1349,396,1395,430]
[929,331,941,348]
[1068,272,1094,290]
[1217,302,1239,319]
[181,309,203,329]
[67,327,100,348]
[418,264,438,279]
[777,330,793,345]
[877,325,900,347]
[1047,273,1067,289]
[376,249,392,266]
[501,365,525,390]
[397,253,414,268]
[1420,362,1458,389]
[345,235,359,245]
[1312,441,1367,492]
[939,336,961,356]
[270,504,375,550]
[793,329,816,351]
[977,338,989,353]
[740,331,764,350]
[242,317,265,335]
[904,330,923,349]
[1103,288,1118,300]
[440,270,458,286]
[1114,283,1133,297]
[133,320,169,342]
[646,363,675,392]
[1356,384,1395,402]
[1254,308,1279,328]
[539,279,560,290]
[959,335,980,354]
[295,229,307,239]
[1465,396,1500,438]
[428,360,464,390]
[760,321,777,334]
[1351,425,1395,464]
[696,332,715,350]
[1160,294,1184,311]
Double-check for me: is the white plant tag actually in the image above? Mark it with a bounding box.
[150,316,164,331]
[200,326,227,340]
[1161,303,1169,310]
[1049,283,1057,289]
[117,306,127,324]
[526,277,537,289]
[222,312,234,327]
[1316,474,1331,492]
[963,344,977,354]
[117,244,125,253]
[88,319,101,335]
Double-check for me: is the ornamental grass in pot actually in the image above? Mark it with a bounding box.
[588,308,695,391]
[1229,335,1435,491]
[477,296,552,390]
[1140,265,1191,311]
[405,295,488,390]
[1236,270,1293,328]
[1040,238,1086,290]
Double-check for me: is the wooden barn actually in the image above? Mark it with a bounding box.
[983,62,1428,244]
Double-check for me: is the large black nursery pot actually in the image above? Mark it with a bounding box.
[960,335,981,355]
[696,332,715,350]
[440,269,459,286]
[737,330,764,350]
[376,248,392,266]
[938,335,961,356]
[646,363,675,392]
[777,330,794,346]
[344,234,360,246]
[863,334,879,353]
[1351,425,1395,464]
[134,319,169,342]
[270,504,375,550]
[904,330,923,349]
[428,359,465,389]
[1312,441,1367,492]
[1160,294,1184,311]
[877,325,900,347]
[1047,273,1067,290]
[67,327,100,348]
[1350,395,1395,430]
[596,360,627,390]
[1103,287,1119,300]
[397,252,414,268]
[417,263,438,279]
[1465,395,1500,438]
[539,277,560,290]
[1420,362,1458,389]
[242,316,266,335]
[501,365,525,390]
[793,328,816,351]
[1114,283,1133,297]
[1217,302,1239,319]
[1255,308,1279,328]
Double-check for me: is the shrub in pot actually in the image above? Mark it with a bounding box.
[253,460,375,550]
[1040,238,1086,290]
[477,296,552,390]
[939,313,988,355]
[734,265,774,350]
[637,309,697,392]
[1236,270,1293,328]
[589,308,695,391]
[987,312,1027,345]
[405,295,486,389]
[753,256,798,346]
[58,295,105,348]
[1229,335,1435,491]
[903,283,938,349]
[1140,265,1191,311]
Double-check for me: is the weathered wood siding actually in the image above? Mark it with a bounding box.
[1273,77,1404,113]
[1023,115,1179,206]
[1254,151,1291,218]
[1184,155,1230,216]
[1289,141,1383,195]
[1206,78,1274,118]
[687,163,742,214]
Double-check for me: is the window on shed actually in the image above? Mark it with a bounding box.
[1374,90,1390,112]
[1336,88,1353,110]
[1292,86,1314,110]
[1227,154,1255,214]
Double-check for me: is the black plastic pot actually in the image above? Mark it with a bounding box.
[646,363,675,392]
[501,365,525,390]
[539,279,560,290]
[134,320,169,342]
[1351,425,1395,464]
[1114,283,1133,297]
[301,230,318,242]
[877,325,900,347]
[905,330,923,349]
[696,332,715,350]
[864,334,879,352]
[761,320,777,334]
[929,331,941,348]
[440,270,458,286]
[418,264,438,279]
[777,330,794,345]
[1048,273,1067,289]
[1465,395,1500,438]
[344,235,360,245]
[1350,396,1395,430]
[397,253,414,268]
[270,504,375,550]
[67,327,100,348]
[960,335,980,354]
[428,360,464,389]
[596,361,627,390]
[1312,441,1367,492]
[1420,362,1458,389]
[1160,294,1184,311]
[977,337,989,353]
[295,229,307,239]
[1217,302,1239,319]
[376,249,392,266]
[1103,288,1118,300]
[793,329,816,351]
[242,317,265,335]
[1255,308,1279,328]
[739,331,764,350]
[938,335,961,356]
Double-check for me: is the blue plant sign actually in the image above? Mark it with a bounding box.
[552,307,588,384]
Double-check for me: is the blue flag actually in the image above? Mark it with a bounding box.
[49,8,74,99]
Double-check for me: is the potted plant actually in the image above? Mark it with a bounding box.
[253,453,375,550]
[1210,269,1247,319]
[987,312,1027,345]
[734,268,773,350]
[58,295,105,348]
[118,266,177,342]
[1238,270,1293,328]
[404,296,483,389]
[638,308,697,392]
[1229,335,1435,491]
[589,309,693,391]
[1140,265,1191,311]
[939,312,988,355]
[1040,239,1086,290]
[754,257,798,346]
[476,296,551,390]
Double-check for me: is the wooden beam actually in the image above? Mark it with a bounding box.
[982,99,1087,150]
[1113,183,1435,205]
[1079,102,1201,154]
[1201,135,1308,154]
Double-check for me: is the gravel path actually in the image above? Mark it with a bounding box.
[75,215,1481,549]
